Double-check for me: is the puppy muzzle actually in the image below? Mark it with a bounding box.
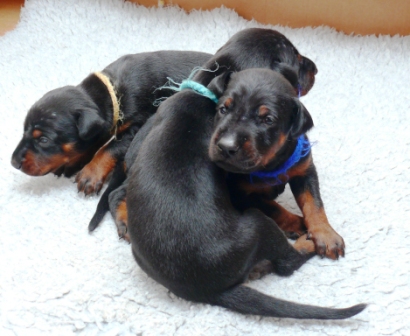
[11,140,27,170]
[210,134,260,173]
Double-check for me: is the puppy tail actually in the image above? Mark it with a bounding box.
[209,285,366,320]
[88,161,126,232]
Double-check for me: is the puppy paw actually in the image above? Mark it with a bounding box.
[307,227,345,260]
[117,220,130,243]
[76,151,116,195]
[76,158,116,195]
[248,260,273,280]
[76,166,105,195]
[293,234,315,255]
[115,200,129,243]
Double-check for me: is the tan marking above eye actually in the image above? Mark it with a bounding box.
[224,97,233,108]
[32,129,42,138]
[62,143,75,153]
[258,105,269,117]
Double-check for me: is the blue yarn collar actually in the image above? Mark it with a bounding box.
[250,135,311,184]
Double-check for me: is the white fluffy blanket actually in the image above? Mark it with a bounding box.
[1,0,409,334]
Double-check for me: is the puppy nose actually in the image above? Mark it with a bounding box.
[217,135,239,157]
[11,156,22,170]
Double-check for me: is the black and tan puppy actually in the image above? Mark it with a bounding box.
[120,29,365,319]
[89,28,318,236]
[11,50,210,195]
[209,69,345,260]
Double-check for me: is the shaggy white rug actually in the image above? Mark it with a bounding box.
[1,0,409,334]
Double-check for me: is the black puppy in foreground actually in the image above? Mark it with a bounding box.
[121,29,366,319]
[11,50,210,195]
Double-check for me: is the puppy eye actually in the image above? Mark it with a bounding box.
[38,136,50,146]
[264,116,275,125]
[219,106,227,115]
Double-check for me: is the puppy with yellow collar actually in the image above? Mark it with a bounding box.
[11,50,211,195]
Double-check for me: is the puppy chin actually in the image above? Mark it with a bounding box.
[211,156,258,175]
[213,160,257,174]
[20,165,48,176]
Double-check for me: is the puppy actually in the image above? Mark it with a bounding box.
[209,69,345,260]
[89,27,318,237]
[118,29,366,319]
[11,50,211,195]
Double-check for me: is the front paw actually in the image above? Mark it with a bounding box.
[307,227,345,260]
[76,164,106,195]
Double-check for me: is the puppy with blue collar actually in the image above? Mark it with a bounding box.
[209,68,344,260]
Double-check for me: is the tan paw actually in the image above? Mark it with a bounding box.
[307,227,345,260]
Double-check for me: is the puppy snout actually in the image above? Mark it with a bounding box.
[11,156,23,170]
[11,142,27,170]
[11,143,26,169]
[217,135,239,157]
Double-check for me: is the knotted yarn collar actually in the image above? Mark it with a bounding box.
[94,72,122,136]
[250,135,311,183]
[155,65,220,105]
[179,80,219,104]
[157,78,219,104]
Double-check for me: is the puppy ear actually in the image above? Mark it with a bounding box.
[77,109,107,140]
[290,98,314,138]
[273,63,299,89]
[298,56,318,96]
[207,71,233,97]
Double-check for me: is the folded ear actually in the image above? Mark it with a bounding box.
[77,108,108,140]
[273,63,299,90]
[298,56,318,96]
[207,71,233,98]
[290,98,314,138]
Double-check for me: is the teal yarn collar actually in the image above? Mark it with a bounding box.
[154,65,221,105]
[178,80,219,104]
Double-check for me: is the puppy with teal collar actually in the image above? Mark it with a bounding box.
[98,28,365,319]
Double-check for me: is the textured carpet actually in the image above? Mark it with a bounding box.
[1,0,409,335]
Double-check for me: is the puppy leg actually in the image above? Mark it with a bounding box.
[246,209,315,277]
[232,191,307,240]
[76,146,115,195]
[76,130,134,195]
[108,184,129,242]
[289,163,345,260]
[247,233,313,280]
[258,200,307,239]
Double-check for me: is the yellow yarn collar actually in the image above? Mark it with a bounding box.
[94,72,121,135]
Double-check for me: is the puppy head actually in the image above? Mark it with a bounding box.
[199,28,318,96]
[208,69,313,174]
[11,86,110,177]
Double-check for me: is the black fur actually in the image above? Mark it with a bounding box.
[120,29,365,319]
[90,28,319,231]
[11,50,211,194]
[210,68,345,259]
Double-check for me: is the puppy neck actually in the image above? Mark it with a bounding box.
[93,72,122,135]
[250,135,311,183]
